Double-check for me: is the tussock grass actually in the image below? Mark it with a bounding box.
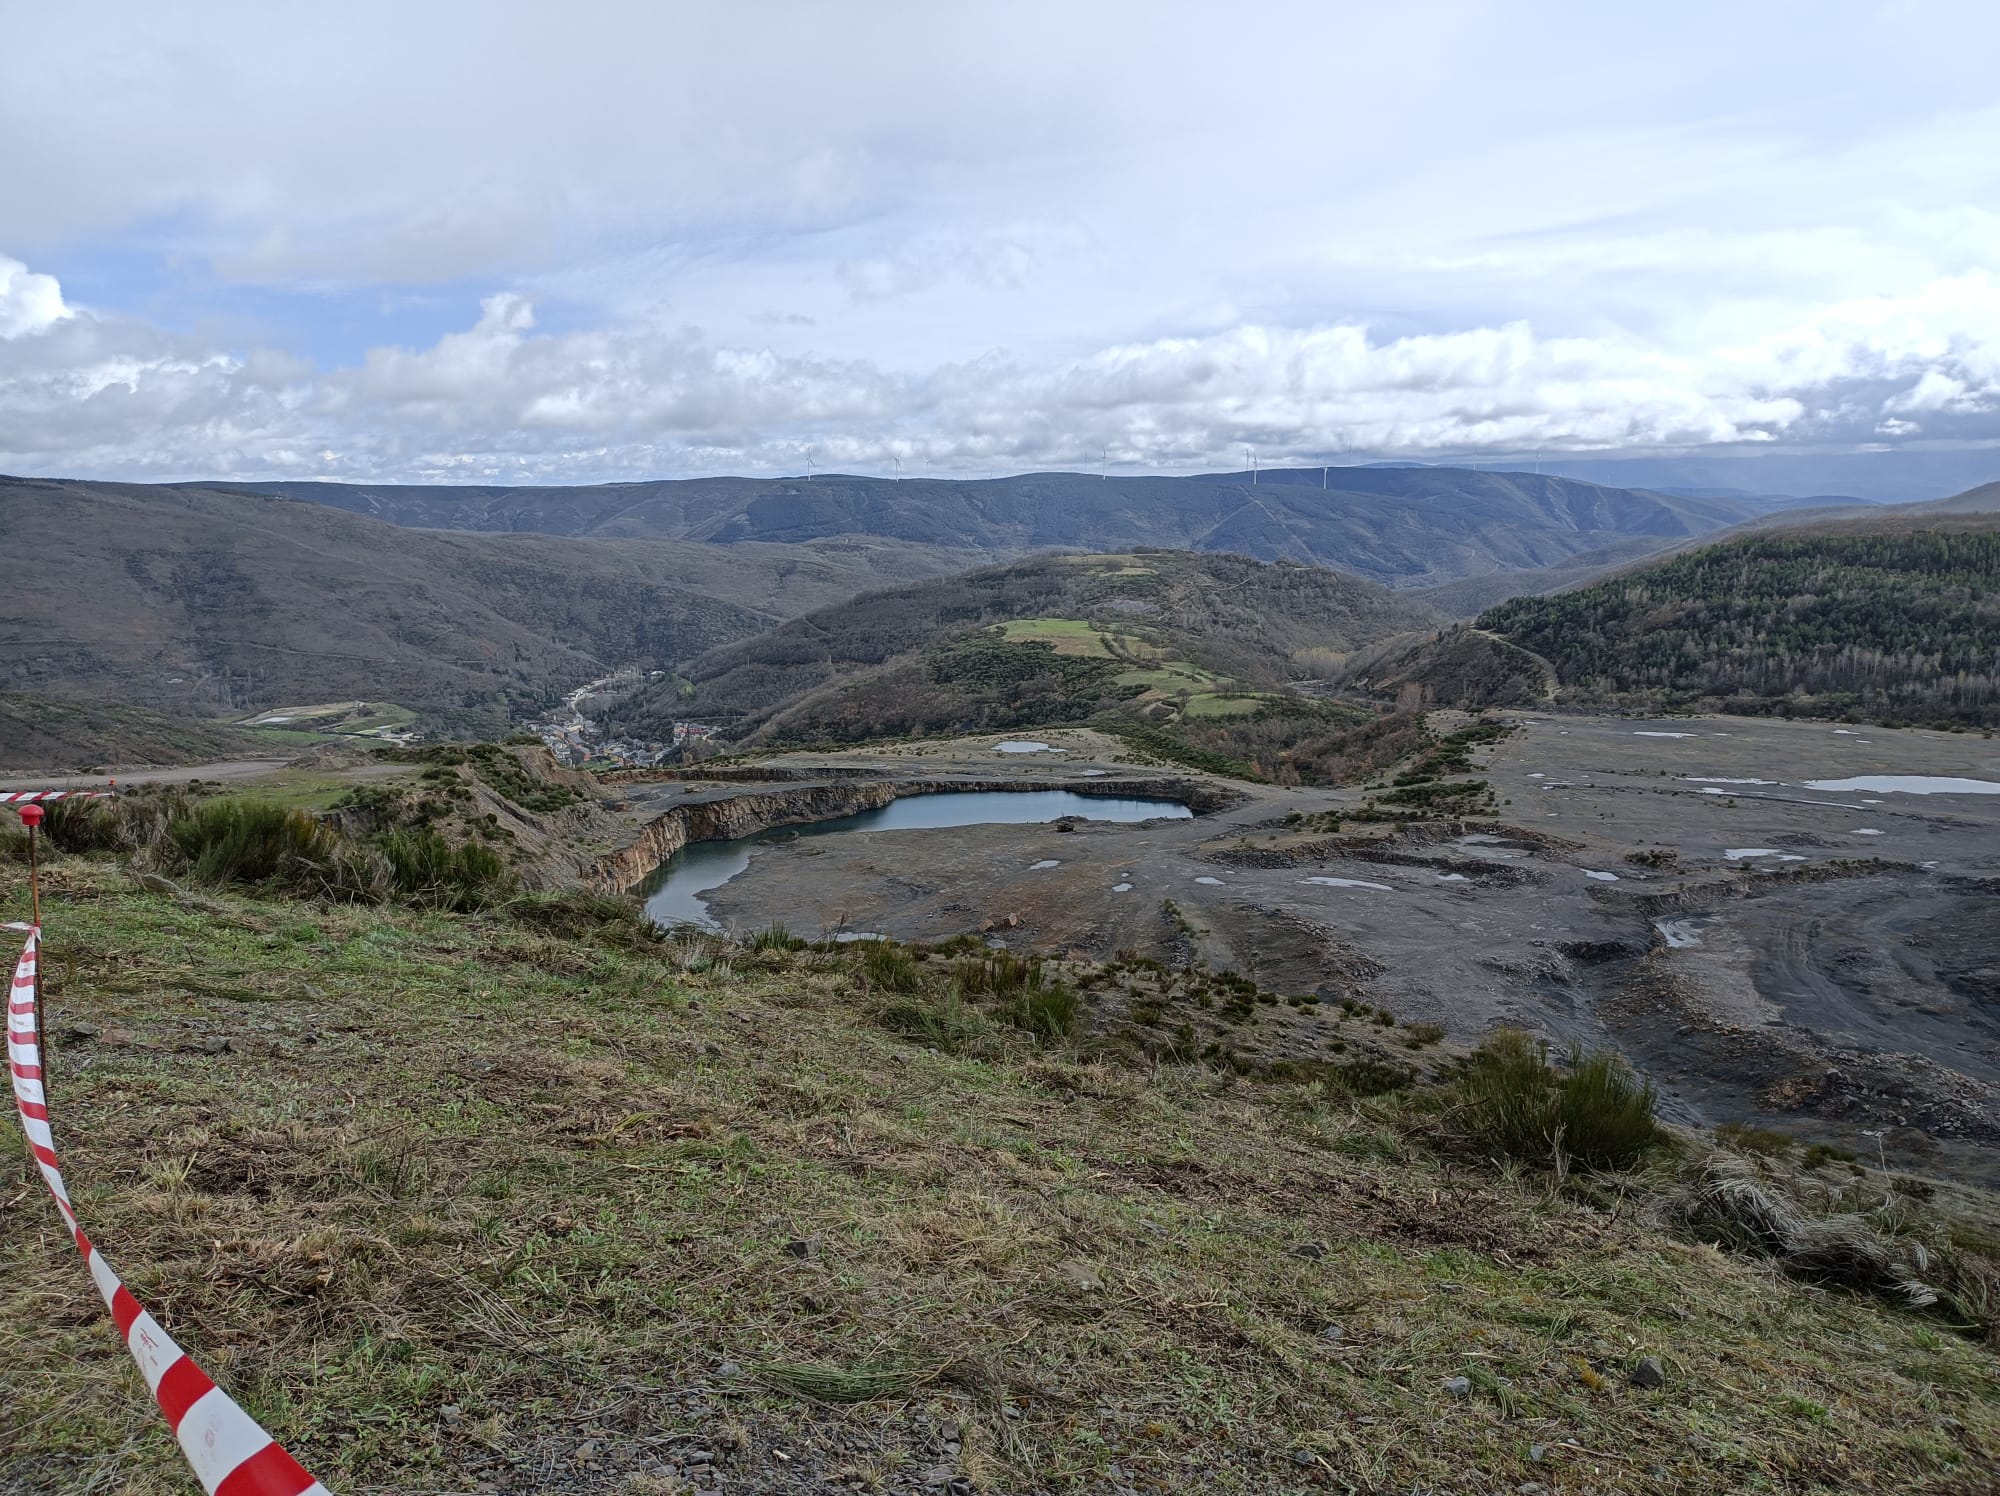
[169,799,340,886]
[1452,1028,1666,1172]
[750,1360,928,1403]
[379,827,510,910]
[854,938,925,994]
[750,922,809,951]
[998,980,1080,1041]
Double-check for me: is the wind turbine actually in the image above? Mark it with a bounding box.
[806,451,815,482]
[1246,445,1257,484]
[1101,445,1108,481]
[892,456,902,482]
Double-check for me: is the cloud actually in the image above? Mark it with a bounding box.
[0,256,71,338]
[5,252,1999,482]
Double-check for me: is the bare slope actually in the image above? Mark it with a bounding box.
[0,478,975,743]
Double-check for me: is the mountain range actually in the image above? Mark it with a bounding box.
[186,466,1768,587]
[6,465,1996,764]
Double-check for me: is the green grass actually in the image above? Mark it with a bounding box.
[1179,691,1269,718]
[228,766,418,811]
[0,862,1993,1494]
[1112,662,1229,694]
[995,618,1127,657]
[1451,1029,1667,1172]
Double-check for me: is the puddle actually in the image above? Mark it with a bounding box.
[832,931,886,943]
[1583,870,1620,881]
[1634,731,1698,738]
[1684,777,1777,785]
[1111,882,1133,893]
[1030,859,1061,870]
[1833,728,1860,735]
[1654,917,1710,949]
[1527,772,1546,779]
[1852,828,1883,836]
[1436,873,1469,882]
[1300,877,1394,892]
[1724,848,1807,862]
[1193,876,1224,886]
[1802,776,2000,795]
[1081,769,1109,777]
[995,740,1062,754]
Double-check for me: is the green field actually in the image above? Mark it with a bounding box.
[237,701,419,738]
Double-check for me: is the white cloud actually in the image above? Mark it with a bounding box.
[0,256,70,338]
[5,253,1999,482]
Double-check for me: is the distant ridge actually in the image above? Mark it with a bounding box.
[169,466,1768,588]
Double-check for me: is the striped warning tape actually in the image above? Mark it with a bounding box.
[6,923,332,1494]
[1,789,117,803]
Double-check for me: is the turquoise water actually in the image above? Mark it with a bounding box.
[638,789,1191,930]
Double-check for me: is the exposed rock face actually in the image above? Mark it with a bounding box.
[587,775,1232,892]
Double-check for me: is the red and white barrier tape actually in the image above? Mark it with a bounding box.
[1,790,117,803]
[7,923,332,1494]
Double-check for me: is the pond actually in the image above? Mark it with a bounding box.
[638,788,1193,930]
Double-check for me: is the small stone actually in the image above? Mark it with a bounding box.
[1058,1258,1104,1291]
[1517,1484,1547,1495]
[1288,1241,1329,1260]
[1630,1355,1666,1389]
[1528,1443,1546,1462]
[1442,1376,1471,1398]
[575,1440,600,1463]
[1317,1324,1345,1344]
[920,1467,953,1488]
[439,1404,463,1425]
[1291,1450,1316,1467]
[716,1360,741,1377]
[202,1035,232,1055]
[940,1422,961,1442]
[61,1022,101,1041]
[782,1238,814,1259]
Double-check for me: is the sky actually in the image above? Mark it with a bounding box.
[3,0,2000,484]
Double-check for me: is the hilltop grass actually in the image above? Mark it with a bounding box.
[994,618,1134,658]
[0,860,1995,1494]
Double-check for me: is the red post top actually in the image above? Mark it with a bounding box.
[18,804,43,827]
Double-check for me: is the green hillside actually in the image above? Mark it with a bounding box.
[1475,525,2000,726]
[602,552,1442,781]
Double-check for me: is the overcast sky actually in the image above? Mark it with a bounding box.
[4,0,1999,483]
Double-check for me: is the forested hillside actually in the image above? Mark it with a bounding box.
[602,551,1441,781]
[1476,524,2000,725]
[189,466,1755,586]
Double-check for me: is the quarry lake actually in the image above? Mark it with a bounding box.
[638,789,1194,930]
